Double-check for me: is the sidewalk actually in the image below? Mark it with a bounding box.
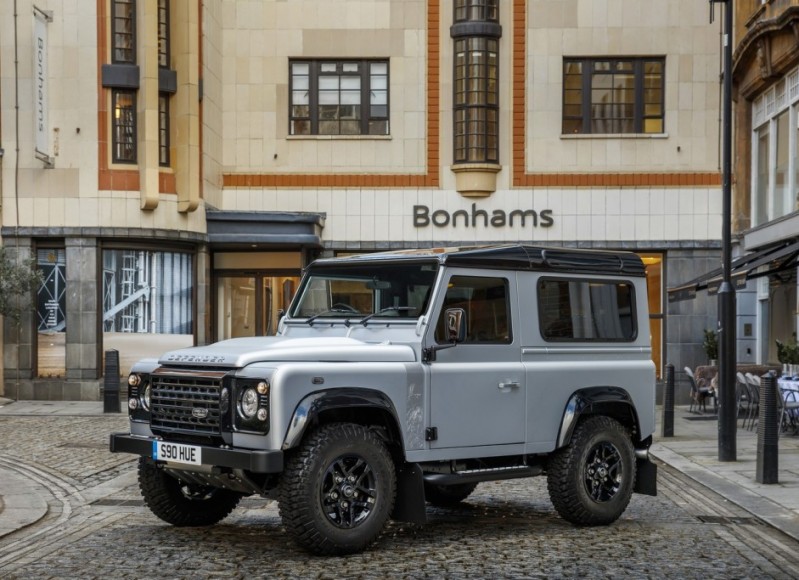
[0,398,798,543]
[651,404,799,542]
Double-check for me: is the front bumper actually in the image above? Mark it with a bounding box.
[109,433,284,473]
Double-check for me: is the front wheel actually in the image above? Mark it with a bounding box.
[547,415,636,526]
[138,457,242,526]
[278,423,397,555]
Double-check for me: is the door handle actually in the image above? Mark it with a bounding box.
[498,381,520,390]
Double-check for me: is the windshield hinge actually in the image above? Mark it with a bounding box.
[425,427,438,442]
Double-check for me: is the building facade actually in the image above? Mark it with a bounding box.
[1,0,722,400]
[724,0,799,369]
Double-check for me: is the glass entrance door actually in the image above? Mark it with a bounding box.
[216,274,298,340]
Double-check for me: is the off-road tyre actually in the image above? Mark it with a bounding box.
[138,457,242,526]
[278,422,397,556]
[423,482,478,507]
[547,415,636,526]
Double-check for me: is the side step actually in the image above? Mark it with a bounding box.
[423,465,542,486]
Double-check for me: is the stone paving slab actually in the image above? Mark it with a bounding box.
[0,467,48,538]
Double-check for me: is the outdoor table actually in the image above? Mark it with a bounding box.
[778,377,799,431]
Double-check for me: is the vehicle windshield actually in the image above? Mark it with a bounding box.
[290,260,439,321]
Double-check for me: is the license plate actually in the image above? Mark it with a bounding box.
[153,441,202,466]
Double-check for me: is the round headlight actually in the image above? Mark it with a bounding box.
[257,381,269,395]
[128,374,141,387]
[257,408,268,421]
[128,398,139,410]
[141,384,152,411]
[239,388,258,419]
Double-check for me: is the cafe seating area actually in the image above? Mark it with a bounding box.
[687,364,799,436]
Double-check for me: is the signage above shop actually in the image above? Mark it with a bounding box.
[413,203,554,229]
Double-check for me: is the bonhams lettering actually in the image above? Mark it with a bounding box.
[413,203,554,228]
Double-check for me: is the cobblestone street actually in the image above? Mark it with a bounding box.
[2,414,799,579]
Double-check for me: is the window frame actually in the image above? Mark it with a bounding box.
[111,0,137,65]
[158,92,170,167]
[289,59,390,137]
[453,36,499,164]
[536,276,638,343]
[112,89,137,164]
[562,57,665,136]
[157,0,170,69]
[454,0,498,22]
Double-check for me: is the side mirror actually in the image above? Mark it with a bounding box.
[445,308,466,343]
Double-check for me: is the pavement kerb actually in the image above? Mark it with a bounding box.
[650,443,799,543]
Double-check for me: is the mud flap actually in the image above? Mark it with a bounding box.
[391,463,427,524]
[634,456,658,496]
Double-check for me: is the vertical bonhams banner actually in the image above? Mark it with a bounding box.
[33,6,53,166]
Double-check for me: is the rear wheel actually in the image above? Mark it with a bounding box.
[547,415,635,526]
[278,423,397,555]
[138,457,242,526]
[423,482,478,507]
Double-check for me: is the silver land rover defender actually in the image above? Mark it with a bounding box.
[110,244,657,555]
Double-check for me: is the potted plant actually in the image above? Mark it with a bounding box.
[703,328,718,366]
[776,334,799,377]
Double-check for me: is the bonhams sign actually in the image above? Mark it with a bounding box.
[33,7,53,166]
[414,203,554,229]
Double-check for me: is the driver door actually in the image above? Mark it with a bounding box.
[425,270,526,449]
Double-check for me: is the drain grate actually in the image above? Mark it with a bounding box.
[91,498,145,507]
[697,515,761,526]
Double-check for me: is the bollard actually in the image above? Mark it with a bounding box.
[662,363,674,437]
[755,371,779,484]
[103,349,121,414]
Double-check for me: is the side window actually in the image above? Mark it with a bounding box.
[538,278,636,341]
[435,276,511,344]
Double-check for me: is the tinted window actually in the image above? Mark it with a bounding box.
[538,278,635,341]
[435,276,510,344]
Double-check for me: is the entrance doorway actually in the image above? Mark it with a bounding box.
[212,252,302,341]
[216,275,298,339]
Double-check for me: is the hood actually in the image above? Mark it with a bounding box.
[159,336,416,368]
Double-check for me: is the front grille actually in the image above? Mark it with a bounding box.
[151,374,223,436]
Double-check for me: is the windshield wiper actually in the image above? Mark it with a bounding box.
[360,306,417,327]
[305,308,358,326]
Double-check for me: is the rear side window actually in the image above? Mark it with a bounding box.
[538,278,636,341]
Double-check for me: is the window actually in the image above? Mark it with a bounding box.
[289,60,389,136]
[291,262,437,318]
[159,93,169,166]
[563,57,664,135]
[538,278,636,341]
[36,248,66,378]
[435,276,510,344]
[157,0,169,68]
[102,249,194,372]
[112,0,136,64]
[454,37,499,163]
[112,90,136,163]
[454,0,498,22]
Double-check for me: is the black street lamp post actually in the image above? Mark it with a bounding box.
[714,0,737,462]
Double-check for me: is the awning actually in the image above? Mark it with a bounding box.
[668,239,799,303]
[206,210,325,249]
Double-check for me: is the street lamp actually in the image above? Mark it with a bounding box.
[711,0,736,462]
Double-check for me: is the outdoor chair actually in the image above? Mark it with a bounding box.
[744,373,761,431]
[778,388,799,437]
[686,367,713,414]
[736,373,754,428]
